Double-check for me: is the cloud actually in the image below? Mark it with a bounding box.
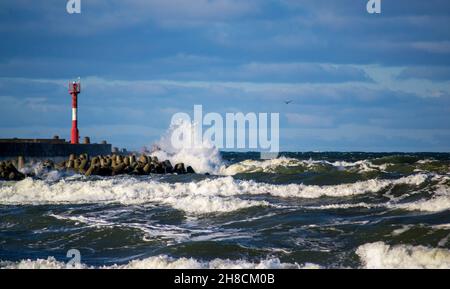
[2,0,450,69]
[233,62,373,83]
[0,0,260,35]
[281,124,450,152]
[411,41,450,54]
[397,66,450,81]
[1,0,450,151]
[1,75,450,151]
[156,61,373,83]
[0,95,66,127]
[285,113,334,128]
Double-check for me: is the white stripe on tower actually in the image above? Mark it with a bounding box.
[72,108,77,121]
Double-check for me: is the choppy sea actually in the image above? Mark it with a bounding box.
[1,152,450,269]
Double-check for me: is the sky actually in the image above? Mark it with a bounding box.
[0,0,450,152]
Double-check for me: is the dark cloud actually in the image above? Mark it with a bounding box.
[1,1,450,150]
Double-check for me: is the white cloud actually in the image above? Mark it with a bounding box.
[1,0,260,35]
[286,113,334,128]
[411,41,450,54]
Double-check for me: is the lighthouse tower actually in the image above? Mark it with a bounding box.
[69,78,81,144]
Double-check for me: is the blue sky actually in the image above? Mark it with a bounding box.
[1,0,450,152]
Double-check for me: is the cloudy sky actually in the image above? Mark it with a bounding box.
[1,0,450,151]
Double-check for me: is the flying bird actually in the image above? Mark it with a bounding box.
[284,100,293,104]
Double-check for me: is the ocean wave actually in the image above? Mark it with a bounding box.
[393,185,450,213]
[221,157,397,175]
[222,157,314,175]
[48,213,193,243]
[0,257,87,269]
[356,242,450,269]
[258,174,428,199]
[0,177,270,214]
[305,183,450,213]
[222,156,450,176]
[0,255,316,269]
[150,120,224,174]
[0,174,429,213]
[307,202,381,210]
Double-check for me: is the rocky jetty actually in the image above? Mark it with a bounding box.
[58,154,196,177]
[0,160,26,181]
[0,154,196,181]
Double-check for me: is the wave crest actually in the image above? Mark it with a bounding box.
[0,174,429,214]
[0,255,315,269]
[357,242,450,269]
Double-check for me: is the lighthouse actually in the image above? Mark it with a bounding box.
[69,78,81,144]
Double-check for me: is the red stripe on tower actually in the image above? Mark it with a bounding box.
[69,80,81,144]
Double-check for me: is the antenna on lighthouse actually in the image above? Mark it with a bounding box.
[69,78,81,144]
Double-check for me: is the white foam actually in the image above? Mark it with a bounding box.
[114,256,308,269]
[255,174,428,199]
[222,157,309,175]
[0,175,428,213]
[0,255,314,269]
[49,213,193,243]
[391,225,414,236]
[393,186,450,213]
[0,257,86,269]
[307,202,380,210]
[302,183,450,213]
[49,212,255,243]
[151,120,224,174]
[329,160,384,172]
[18,160,79,181]
[0,177,269,215]
[356,242,450,269]
[222,157,390,175]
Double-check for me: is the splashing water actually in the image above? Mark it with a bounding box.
[150,120,225,174]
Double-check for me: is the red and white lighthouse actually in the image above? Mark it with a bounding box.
[69,79,81,144]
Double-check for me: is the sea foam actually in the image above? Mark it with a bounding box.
[305,183,450,213]
[393,185,450,213]
[0,174,429,214]
[0,255,315,269]
[356,242,450,269]
[222,157,390,175]
[150,120,224,174]
[0,177,269,214]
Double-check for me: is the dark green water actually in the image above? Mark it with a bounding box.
[0,152,449,269]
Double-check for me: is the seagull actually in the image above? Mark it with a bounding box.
[284,100,293,104]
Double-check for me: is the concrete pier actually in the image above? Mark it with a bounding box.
[0,139,111,158]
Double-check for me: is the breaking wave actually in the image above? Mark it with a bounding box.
[0,255,315,269]
[307,182,450,213]
[356,242,450,269]
[150,120,224,174]
[145,120,431,176]
[221,156,450,176]
[222,157,386,175]
[0,177,269,214]
[393,185,450,213]
[0,174,430,214]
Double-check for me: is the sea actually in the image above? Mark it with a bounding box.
[1,149,450,269]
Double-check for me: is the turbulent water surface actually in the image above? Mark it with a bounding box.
[1,152,450,269]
